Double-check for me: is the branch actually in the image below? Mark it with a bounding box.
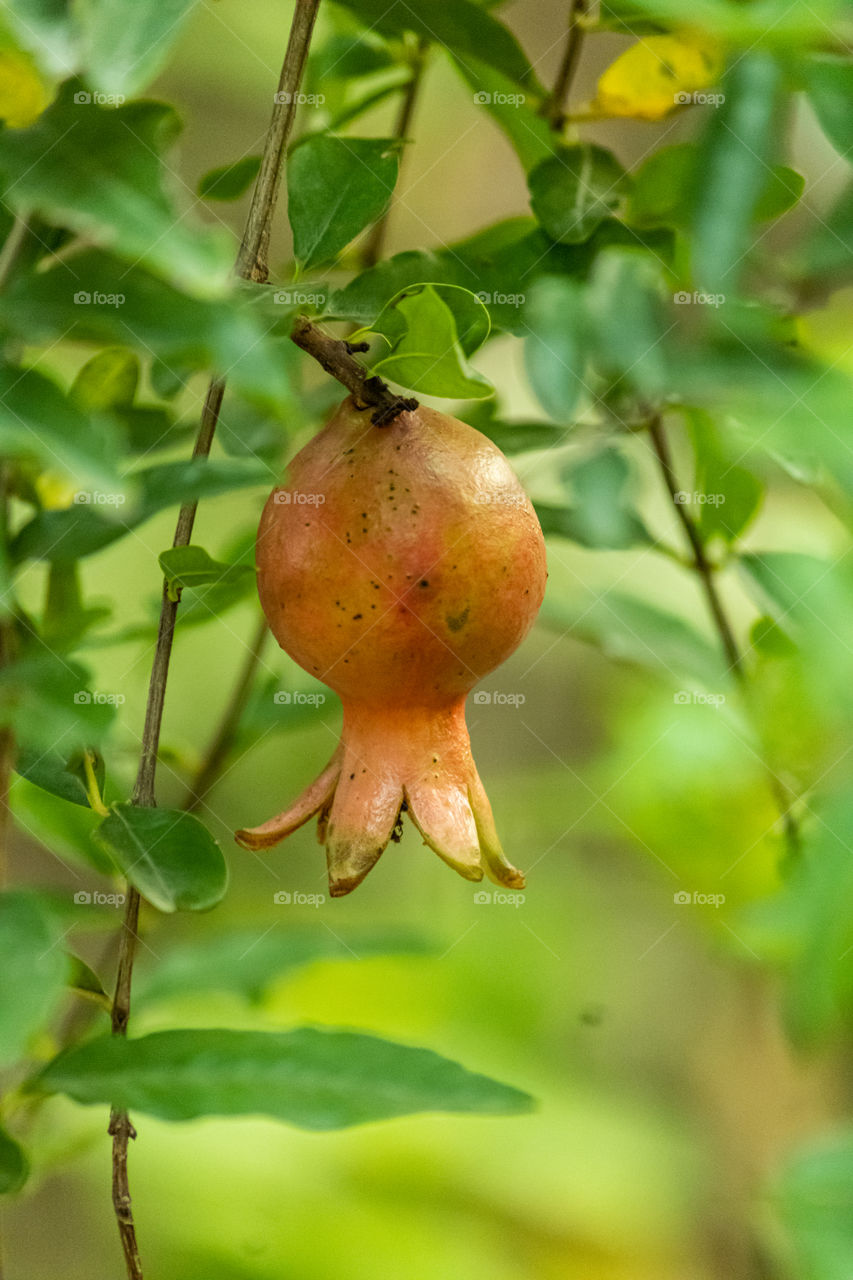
[545,0,588,131]
[647,414,801,858]
[359,37,428,269]
[107,5,322,1277]
[290,317,418,424]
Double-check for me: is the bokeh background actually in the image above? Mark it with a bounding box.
[4,2,852,1277]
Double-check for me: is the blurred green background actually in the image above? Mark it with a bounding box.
[3,1,853,1277]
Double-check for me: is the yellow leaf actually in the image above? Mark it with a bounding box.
[0,47,51,128]
[35,471,79,511]
[594,34,724,122]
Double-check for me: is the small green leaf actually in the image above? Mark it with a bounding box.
[71,348,139,411]
[528,145,630,245]
[0,653,115,752]
[692,52,783,293]
[0,891,67,1068]
[585,248,669,396]
[158,545,253,603]
[66,953,110,1009]
[77,0,198,97]
[523,276,587,420]
[198,154,262,202]
[288,135,399,270]
[33,1027,534,1128]
[687,410,764,544]
[0,1125,29,1196]
[454,57,553,171]
[0,83,231,294]
[15,746,105,809]
[804,56,853,161]
[92,804,229,913]
[370,285,493,398]
[365,282,490,357]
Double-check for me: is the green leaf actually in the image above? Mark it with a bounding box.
[453,56,553,171]
[288,135,399,270]
[692,52,783,293]
[198,154,262,202]
[66,953,110,1008]
[364,282,490,357]
[465,401,568,455]
[92,804,229,913]
[10,775,113,875]
[0,1124,29,1196]
[773,1133,853,1280]
[137,928,431,1005]
[686,410,764,544]
[523,276,587,420]
[541,589,728,688]
[369,285,493,398]
[0,251,290,409]
[15,745,105,809]
[332,0,542,93]
[585,247,669,396]
[0,891,67,1068]
[11,458,271,563]
[804,56,853,161]
[158,545,253,603]
[753,164,806,221]
[76,0,199,97]
[628,143,803,229]
[33,1027,534,1128]
[2,0,77,80]
[0,83,231,295]
[0,653,115,752]
[0,362,120,491]
[70,348,139,411]
[528,145,630,245]
[537,447,653,550]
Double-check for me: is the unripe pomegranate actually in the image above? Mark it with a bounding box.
[235,397,547,896]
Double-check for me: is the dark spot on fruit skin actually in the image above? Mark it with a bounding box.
[350,773,355,780]
[352,614,363,620]
[446,606,470,632]
[419,580,429,588]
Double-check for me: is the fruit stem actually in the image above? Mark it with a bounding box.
[290,316,418,424]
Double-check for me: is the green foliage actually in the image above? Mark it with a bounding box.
[92,805,229,913]
[198,155,262,202]
[528,146,630,245]
[32,1027,534,1128]
[158,546,253,603]
[365,284,492,398]
[0,1125,29,1196]
[0,892,67,1068]
[773,1133,853,1280]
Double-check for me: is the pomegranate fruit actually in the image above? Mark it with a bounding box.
[235,396,547,896]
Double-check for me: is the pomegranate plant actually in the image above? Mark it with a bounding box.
[237,397,547,895]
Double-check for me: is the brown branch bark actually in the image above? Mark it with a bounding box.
[647,414,801,858]
[290,317,417,424]
[545,0,588,130]
[107,6,323,1277]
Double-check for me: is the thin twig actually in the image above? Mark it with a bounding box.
[107,6,323,1277]
[290,317,417,424]
[183,613,269,812]
[647,414,801,857]
[359,37,428,269]
[0,214,31,293]
[545,0,588,130]
[0,463,14,890]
